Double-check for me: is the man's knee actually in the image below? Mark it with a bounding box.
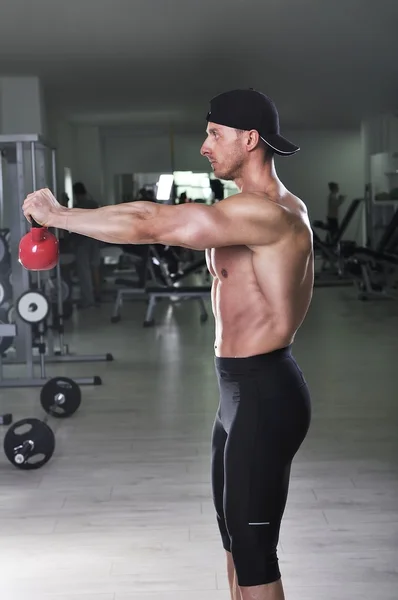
[230,537,281,587]
[226,543,281,588]
[225,528,281,587]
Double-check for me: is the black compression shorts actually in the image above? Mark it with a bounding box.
[211,346,311,587]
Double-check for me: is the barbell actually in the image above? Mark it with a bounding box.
[3,376,82,470]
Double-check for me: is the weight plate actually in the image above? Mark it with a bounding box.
[0,277,12,306]
[4,417,55,470]
[49,277,72,303]
[40,377,81,418]
[0,308,14,354]
[16,290,50,324]
[60,278,72,302]
[7,305,14,323]
[0,234,9,266]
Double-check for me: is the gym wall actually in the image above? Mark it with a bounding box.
[49,119,105,206]
[276,129,364,239]
[101,127,364,225]
[53,120,364,241]
[0,76,48,137]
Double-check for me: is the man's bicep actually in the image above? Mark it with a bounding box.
[149,203,216,249]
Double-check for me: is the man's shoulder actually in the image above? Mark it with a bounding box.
[219,191,307,223]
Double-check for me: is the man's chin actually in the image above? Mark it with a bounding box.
[212,166,232,181]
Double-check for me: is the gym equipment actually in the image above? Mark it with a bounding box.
[110,244,165,323]
[40,376,81,418]
[374,206,398,254]
[144,285,211,327]
[0,312,15,354]
[345,246,398,301]
[18,219,59,271]
[0,319,101,388]
[4,418,55,470]
[3,375,82,469]
[313,198,363,244]
[169,257,208,284]
[111,244,210,323]
[0,413,12,426]
[0,273,12,305]
[0,134,108,384]
[0,232,10,268]
[6,304,14,323]
[313,198,363,287]
[16,289,49,324]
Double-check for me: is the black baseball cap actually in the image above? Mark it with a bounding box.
[206,88,299,156]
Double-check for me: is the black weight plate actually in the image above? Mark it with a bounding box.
[49,277,72,303]
[7,305,14,323]
[60,278,72,302]
[40,376,81,418]
[0,234,10,267]
[0,308,14,354]
[17,290,50,324]
[0,277,12,306]
[4,417,55,470]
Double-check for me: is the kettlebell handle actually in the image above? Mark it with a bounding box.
[31,218,42,228]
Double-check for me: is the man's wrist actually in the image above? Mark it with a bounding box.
[48,207,69,230]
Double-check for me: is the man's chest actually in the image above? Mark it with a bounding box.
[205,246,253,279]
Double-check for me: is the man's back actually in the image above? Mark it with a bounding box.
[206,191,313,357]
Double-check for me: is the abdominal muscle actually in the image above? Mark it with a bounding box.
[207,243,313,358]
[212,278,290,357]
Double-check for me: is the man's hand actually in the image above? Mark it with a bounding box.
[23,188,65,227]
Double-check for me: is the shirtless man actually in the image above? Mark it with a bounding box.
[22,88,313,600]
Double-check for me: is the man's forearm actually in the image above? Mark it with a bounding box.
[47,202,158,244]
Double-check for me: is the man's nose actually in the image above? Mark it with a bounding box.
[200,141,210,156]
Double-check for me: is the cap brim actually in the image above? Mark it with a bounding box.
[260,134,300,156]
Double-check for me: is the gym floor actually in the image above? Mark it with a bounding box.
[1,286,397,600]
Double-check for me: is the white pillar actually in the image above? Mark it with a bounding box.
[361,113,398,183]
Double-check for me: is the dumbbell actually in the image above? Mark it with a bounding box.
[3,377,81,470]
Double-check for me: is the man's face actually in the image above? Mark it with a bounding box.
[200,123,246,181]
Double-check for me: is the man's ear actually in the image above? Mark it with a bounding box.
[245,129,261,152]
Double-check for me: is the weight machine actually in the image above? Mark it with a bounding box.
[110,244,211,325]
[0,134,111,388]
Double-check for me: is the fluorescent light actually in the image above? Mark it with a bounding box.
[156,174,174,201]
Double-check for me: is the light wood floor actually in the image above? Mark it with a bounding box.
[1,287,397,599]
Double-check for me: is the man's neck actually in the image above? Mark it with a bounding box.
[234,159,281,198]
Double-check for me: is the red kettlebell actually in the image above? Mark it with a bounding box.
[19,219,59,271]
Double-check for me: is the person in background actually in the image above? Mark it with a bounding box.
[72,182,102,307]
[327,182,346,241]
[137,188,156,202]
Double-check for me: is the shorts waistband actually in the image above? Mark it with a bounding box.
[215,345,292,373]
